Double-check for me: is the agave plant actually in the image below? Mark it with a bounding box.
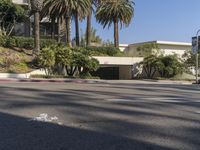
[30,0,44,55]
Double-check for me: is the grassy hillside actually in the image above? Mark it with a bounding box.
[0,47,34,73]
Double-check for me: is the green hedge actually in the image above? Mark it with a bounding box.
[0,36,123,57]
[0,36,57,49]
[85,46,123,56]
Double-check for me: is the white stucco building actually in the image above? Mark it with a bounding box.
[96,41,192,80]
[122,41,192,58]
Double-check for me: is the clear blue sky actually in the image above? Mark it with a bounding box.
[74,0,200,44]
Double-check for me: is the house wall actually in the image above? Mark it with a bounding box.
[159,44,191,57]
[93,56,143,66]
[119,66,132,79]
[125,42,191,58]
[119,44,129,52]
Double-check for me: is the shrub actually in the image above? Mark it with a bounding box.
[40,39,58,49]
[14,36,34,49]
[37,47,55,75]
[9,62,30,73]
[0,36,6,47]
[35,46,100,78]
[3,36,16,47]
[140,54,184,79]
[157,55,184,78]
[0,35,57,49]
[2,57,17,69]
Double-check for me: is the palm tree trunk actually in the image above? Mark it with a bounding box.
[34,11,40,55]
[51,17,55,39]
[66,17,71,47]
[86,11,92,46]
[75,12,80,46]
[57,17,61,43]
[114,18,119,48]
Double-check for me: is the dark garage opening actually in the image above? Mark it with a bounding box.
[91,67,119,80]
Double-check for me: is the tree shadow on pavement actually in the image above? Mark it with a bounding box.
[0,84,200,150]
[0,112,174,150]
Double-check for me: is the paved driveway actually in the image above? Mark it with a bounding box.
[0,82,199,150]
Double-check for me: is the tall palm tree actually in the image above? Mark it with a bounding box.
[96,0,134,48]
[86,0,102,46]
[86,1,93,46]
[72,0,91,46]
[42,0,67,43]
[41,0,91,47]
[30,0,44,54]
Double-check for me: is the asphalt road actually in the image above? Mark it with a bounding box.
[0,81,199,150]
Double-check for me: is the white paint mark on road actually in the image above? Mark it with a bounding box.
[29,113,63,125]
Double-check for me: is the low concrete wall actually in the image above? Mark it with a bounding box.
[0,69,46,79]
[0,73,29,79]
[27,69,46,77]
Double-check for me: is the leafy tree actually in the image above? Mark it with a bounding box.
[0,0,26,36]
[96,0,134,48]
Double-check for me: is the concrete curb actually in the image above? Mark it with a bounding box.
[0,78,196,85]
[0,78,105,84]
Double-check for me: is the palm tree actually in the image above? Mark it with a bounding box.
[72,0,91,46]
[42,0,68,43]
[86,1,93,46]
[96,0,134,48]
[86,0,102,46]
[30,0,44,54]
[42,0,91,47]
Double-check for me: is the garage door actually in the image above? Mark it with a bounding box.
[91,67,119,80]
